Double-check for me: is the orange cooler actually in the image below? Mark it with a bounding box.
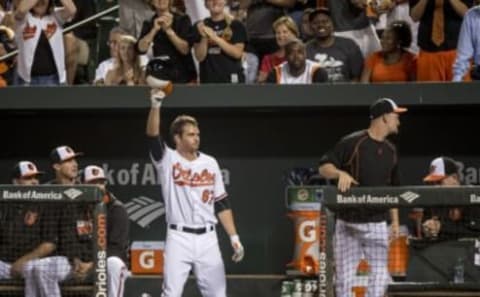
[131,241,164,274]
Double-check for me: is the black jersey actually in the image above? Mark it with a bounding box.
[319,130,400,222]
[0,204,57,263]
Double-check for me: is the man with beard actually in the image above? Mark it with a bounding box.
[306,7,364,82]
[266,38,327,84]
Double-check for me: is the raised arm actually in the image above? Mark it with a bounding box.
[410,0,428,22]
[146,89,162,137]
[193,21,208,62]
[449,0,469,17]
[15,0,39,21]
[138,18,162,53]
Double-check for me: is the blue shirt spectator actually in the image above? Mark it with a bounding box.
[453,6,480,81]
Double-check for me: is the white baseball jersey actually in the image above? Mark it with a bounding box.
[152,145,227,226]
[15,11,67,83]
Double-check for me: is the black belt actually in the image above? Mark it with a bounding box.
[169,224,214,234]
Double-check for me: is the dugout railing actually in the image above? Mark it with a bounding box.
[286,186,480,297]
[0,185,106,297]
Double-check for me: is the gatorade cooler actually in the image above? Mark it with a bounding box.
[286,187,322,275]
[131,241,164,274]
[388,226,409,278]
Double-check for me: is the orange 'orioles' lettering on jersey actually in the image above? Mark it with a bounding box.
[22,22,36,40]
[44,22,57,39]
[201,189,214,204]
[172,162,215,187]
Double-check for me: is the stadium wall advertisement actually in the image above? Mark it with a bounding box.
[1,84,480,295]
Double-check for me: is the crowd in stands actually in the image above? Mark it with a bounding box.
[0,0,479,87]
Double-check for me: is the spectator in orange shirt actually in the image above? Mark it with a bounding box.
[361,21,417,83]
[257,16,299,83]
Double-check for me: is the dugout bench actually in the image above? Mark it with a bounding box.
[0,279,93,296]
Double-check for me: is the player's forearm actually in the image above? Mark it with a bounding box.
[217,209,238,237]
[319,163,341,180]
[390,208,399,226]
[19,242,56,262]
[146,105,161,137]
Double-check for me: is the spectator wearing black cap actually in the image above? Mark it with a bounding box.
[318,97,407,297]
[306,7,364,82]
[0,161,57,297]
[49,145,82,185]
[421,157,480,240]
[137,0,197,84]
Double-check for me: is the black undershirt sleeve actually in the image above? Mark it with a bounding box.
[148,136,166,162]
[214,197,231,214]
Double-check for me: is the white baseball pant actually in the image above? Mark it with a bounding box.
[162,228,226,297]
[12,256,128,297]
[0,259,45,297]
[334,219,390,297]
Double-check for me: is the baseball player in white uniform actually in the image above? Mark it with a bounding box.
[146,77,245,297]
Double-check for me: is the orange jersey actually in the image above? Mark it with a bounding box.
[366,51,417,82]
